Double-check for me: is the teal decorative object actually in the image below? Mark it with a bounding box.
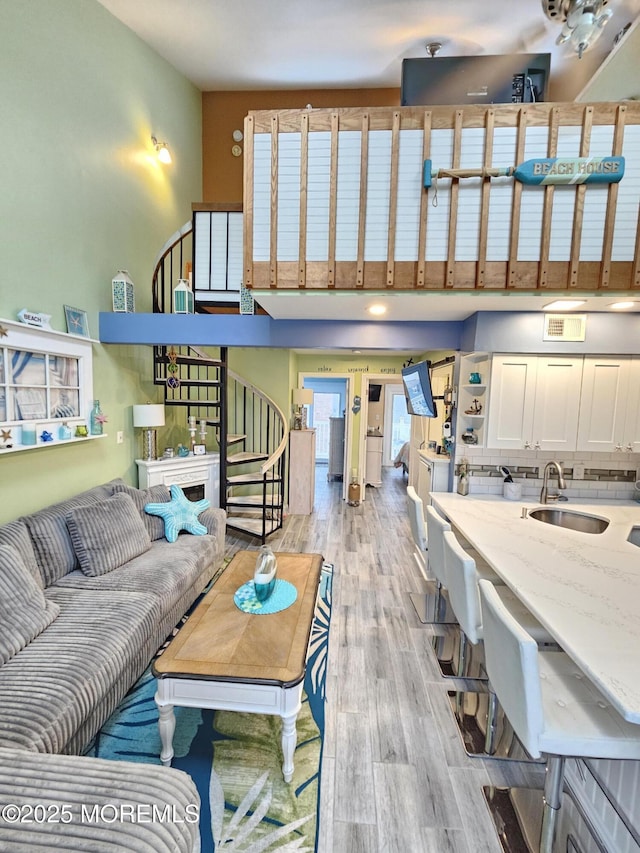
[144,484,210,543]
[90,400,104,435]
[253,545,277,602]
[58,422,72,440]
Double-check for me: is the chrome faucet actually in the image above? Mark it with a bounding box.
[540,461,567,504]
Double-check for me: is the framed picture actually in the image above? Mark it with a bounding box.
[64,306,90,338]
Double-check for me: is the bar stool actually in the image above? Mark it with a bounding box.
[426,507,507,680]
[406,490,456,625]
[478,578,640,853]
[443,530,553,756]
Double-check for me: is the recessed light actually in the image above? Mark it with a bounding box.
[609,301,637,310]
[542,300,586,311]
[368,304,387,316]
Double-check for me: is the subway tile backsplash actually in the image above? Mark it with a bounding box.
[454,446,639,500]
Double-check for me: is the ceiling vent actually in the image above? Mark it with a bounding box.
[543,314,587,342]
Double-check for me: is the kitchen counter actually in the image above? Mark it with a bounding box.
[430,493,640,724]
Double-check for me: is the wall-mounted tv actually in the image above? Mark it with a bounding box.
[368,384,382,402]
[401,361,437,418]
[401,54,550,106]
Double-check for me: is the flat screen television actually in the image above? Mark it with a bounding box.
[368,384,382,402]
[401,361,437,418]
[401,54,550,106]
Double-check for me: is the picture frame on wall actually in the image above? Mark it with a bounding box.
[64,306,90,338]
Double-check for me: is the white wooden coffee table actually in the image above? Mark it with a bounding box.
[152,550,323,782]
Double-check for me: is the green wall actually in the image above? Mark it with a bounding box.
[0,0,202,522]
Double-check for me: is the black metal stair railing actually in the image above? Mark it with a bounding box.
[153,344,288,543]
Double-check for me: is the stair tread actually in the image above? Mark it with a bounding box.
[227,434,246,445]
[227,451,269,464]
[227,472,283,484]
[227,494,282,506]
[226,517,281,537]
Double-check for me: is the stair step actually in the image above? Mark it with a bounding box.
[165,379,222,389]
[227,434,246,446]
[226,516,281,538]
[227,451,269,465]
[227,494,282,506]
[158,353,223,368]
[227,472,283,485]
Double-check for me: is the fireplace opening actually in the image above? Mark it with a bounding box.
[182,484,205,502]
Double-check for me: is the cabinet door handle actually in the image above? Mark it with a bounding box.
[534,441,541,450]
[627,443,634,452]
[614,443,622,451]
[524,441,531,449]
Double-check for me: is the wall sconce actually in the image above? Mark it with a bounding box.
[132,403,165,461]
[292,388,314,430]
[151,135,172,164]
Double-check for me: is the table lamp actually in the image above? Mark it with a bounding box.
[133,403,165,461]
[292,388,313,430]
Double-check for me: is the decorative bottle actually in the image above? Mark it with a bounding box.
[90,400,103,436]
[253,545,278,602]
[457,459,470,496]
[58,422,72,441]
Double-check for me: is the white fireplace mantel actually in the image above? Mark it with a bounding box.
[136,453,220,507]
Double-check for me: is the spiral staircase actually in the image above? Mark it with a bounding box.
[151,218,288,543]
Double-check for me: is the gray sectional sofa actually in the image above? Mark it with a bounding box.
[0,479,226,852]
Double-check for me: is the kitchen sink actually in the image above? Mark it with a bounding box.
[529,508,609,534]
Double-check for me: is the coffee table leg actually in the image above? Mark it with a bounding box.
[281,710,298,783]
[157,702,176,766]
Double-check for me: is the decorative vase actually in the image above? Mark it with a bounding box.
[58,422,72,441]
[253,545,277,602]
[90,400,103,435]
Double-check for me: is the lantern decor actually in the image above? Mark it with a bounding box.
[173,279,194,314]
[111,270,135,313]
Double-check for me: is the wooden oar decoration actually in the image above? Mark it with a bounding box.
[423,156,625,188]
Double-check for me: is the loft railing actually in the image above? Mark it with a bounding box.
[242,101,640,294]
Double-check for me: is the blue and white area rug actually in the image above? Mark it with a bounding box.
[86,562,333,852]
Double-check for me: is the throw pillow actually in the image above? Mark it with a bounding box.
[0,545,60,666]
[144,484,210,543]
[112,482,170,541]
[66,493,152,577]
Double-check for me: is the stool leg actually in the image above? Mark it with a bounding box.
[484,687,499,755]
[540,755,565,853]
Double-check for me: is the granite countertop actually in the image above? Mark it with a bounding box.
[430,493,640,723]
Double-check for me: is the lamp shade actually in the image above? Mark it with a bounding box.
[292,388,314,406]
[132,404,165,428]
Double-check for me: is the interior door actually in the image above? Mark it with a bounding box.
[383,384,411,466]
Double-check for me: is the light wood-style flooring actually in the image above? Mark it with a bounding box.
[224,465,544,852]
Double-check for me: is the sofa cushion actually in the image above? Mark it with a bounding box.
[0,747,200,853]
[22,482,117,587]
[53,534,217,612]
[0,545,60,666]
[66,493,151,577]
[112,481,170,541]
[0,587,162,754]
[0,519,42,588]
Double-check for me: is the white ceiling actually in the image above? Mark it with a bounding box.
[98,0,640,324]
[98,0,639,96]
[253,289,640,321]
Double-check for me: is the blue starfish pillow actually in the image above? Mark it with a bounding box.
[144,484,210,543]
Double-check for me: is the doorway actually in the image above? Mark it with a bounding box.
[383,383,411,467]
[299,374,351,501]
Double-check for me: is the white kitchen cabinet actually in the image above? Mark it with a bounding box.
[365,434,383,487]
[577,357,640,453]
[487,355,583,452]
[416,451,450,508]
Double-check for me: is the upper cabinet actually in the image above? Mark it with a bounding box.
[487,355,582,452]
[577,358,640,453]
